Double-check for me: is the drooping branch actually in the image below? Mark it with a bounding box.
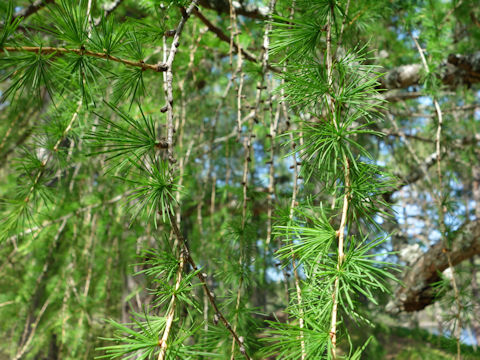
[156,1,200,357]
[387,219,480,313]
[412,34,462,359]
[168,215,252,360]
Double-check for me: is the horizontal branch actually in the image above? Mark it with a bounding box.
[383,133,480,202]
[387,219,480,313]
[380,51,480,90]
[12,0,54,22]
[1,46,167,72]
[199,0,268,19]
[192,9,280,73]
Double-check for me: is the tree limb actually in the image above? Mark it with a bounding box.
[12,0,54,22]
[199,0,268,19]
[387,219,480,313]
[380,52,480,90]
[194,10,259,65]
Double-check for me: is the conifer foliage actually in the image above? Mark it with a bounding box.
[1,0,480,359]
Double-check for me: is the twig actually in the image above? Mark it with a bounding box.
[169,214,252,360]
[279,0,305,355]
[94,0,125,26]
[1,46,168,72]
[230,2,248,357]
[327,5,350,358]
[162,1,200,164]
[192,9,280,73]
[329,157,350,358]
[288,129,306,359]
[157,245,186,360]
[412,34,462,360]
[12,0,54,22]
[386,113,434,187]
[13,281,58,360]
[155,1,199,355]
[336,0,351,53]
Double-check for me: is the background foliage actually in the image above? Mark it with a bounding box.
[1,0,480,359]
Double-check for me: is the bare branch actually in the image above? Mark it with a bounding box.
[12,0,54,22]
[192,9,280,73]
[169,215,252,360]
[380,52,480,90]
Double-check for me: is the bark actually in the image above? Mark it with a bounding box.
[387,219,480,313]
[12,0,54,22]
[381,52,480,90]
[199,0,268,19]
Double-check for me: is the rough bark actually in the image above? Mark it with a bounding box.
[381,52,480,90]
[387,219,480,313]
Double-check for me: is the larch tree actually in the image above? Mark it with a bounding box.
[0,0,480,359]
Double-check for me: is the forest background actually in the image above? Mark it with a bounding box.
[1,0,480,359]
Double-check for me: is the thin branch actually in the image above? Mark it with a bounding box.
[156,1,199,355]
[230,3,247,357]
[169,214,252,360]
[157,247,186,360]
[13,281,58,360]
[94,0,125,26]
[279,0,305,355]
[326,5,350,358]
[1,46,168,72]
[12,0,54,22]
[386,113,434,187]
[412,35,462,360]
[329,158,350,358]
[192,9,281,73]
[162,1,200,164]
[288,129,306,359]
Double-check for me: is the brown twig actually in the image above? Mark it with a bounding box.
[155,1,199,356]
[412,34,462,360]
[157,245,187,360]
[168,214,251,360]
[12,0,54,22]
[192,9,280,73]
[1,46,168,72]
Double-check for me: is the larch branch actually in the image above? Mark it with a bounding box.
[1,46,168,72]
